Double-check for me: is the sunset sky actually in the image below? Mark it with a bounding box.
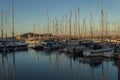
[0,0,120,36]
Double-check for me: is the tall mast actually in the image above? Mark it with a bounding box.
[39,22,41,40]
[84,17,86,39]
[52,20,54,36]
[118,20,120,39]
[65,13,67,39]
[11,3,14,44]
[69,10,72,39]
[100,0,104,43]
[60,19,62,38]
[75,11,77,38]
[55,17,58,39]
[78,8,80,38]
[74,11,77,38]
[4,13,7,43]
[74,23,75,37]
[33,24,35,37]
[39,23,40,34]
[105,14,108,39]
[46,10,50,34]
[61,16,64,39]
[90,11,93,39]
[0,10,3,43]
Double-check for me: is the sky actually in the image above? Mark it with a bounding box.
[0,0,120,36]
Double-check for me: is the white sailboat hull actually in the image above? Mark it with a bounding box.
[83,47,113,57]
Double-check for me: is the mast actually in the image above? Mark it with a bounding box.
[61,16,64,39]
[0,10,3,44]
[46,10,50,34]
[85,18,86,39]
[100,0,104,43]
[33,24,35,37]
[78,8,80,38]
[74,23,75,37]
[74,12,79,38]
[83,17,86,39]
[65,13,67,39]
[11,3,14,44]
[75,11,77,38]
[118,20,120,39]
[105,14,108,39]
[39,23,41,40]
[69,10,72,39]
[4,13,7,44]
[60,19,62,39]
[90,11,93,39]
[55,17,58,39]
[52,20,54,36]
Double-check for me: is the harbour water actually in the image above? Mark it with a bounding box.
[0,50,119,80]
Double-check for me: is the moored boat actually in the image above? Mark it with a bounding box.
[83,46,113,57]
[33,44,44,50]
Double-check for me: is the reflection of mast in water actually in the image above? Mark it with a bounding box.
[2,54,4,80]
[61,54,64,69]
[48,53,51,80]
[13,53,16,80]
[77,57,81,80]
[118,58,120,80]
[105,61,108,80]
[5,54,8,80]
[69,59,73,80]
[102,62,104,80]
[66,57,69,80]
[90,66,94,80]
[1,53,9,80]
[55,52,59,80]
[34,52,39,63]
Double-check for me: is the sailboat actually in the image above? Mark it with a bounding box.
[5,3,28,52]
[83,0,113,57]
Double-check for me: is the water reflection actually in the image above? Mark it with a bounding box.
[13,53,16,80]
[5,53,8,80]
[118,59,120,80]
[1,53,5,80]
[0,50,119,80]
[66,53,118,80]
[0,53,16,80]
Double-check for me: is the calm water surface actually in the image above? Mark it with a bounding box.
[0,50,119,80]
